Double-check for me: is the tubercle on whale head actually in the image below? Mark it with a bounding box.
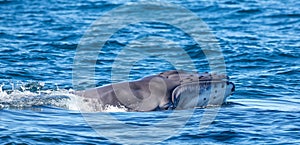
[158,70,230,85]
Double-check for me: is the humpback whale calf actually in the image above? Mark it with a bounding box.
[76,70,235,112]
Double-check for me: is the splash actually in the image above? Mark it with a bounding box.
[0,81,128,112]
[0,85,73,110]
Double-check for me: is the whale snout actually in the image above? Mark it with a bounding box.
[231,82,235,92]
[227,81,235,93]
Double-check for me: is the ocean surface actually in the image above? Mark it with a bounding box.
[0,0,299,144]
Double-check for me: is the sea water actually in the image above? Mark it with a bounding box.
[0,0,299,144]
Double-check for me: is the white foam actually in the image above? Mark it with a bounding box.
[65,94,128,113]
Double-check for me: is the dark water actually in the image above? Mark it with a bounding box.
[1,0,300,144]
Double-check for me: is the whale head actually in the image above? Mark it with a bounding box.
[156,70,235,110]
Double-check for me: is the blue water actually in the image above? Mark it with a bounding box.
[1,0,300,144]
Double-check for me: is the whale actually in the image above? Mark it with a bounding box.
[75,70,235,112]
